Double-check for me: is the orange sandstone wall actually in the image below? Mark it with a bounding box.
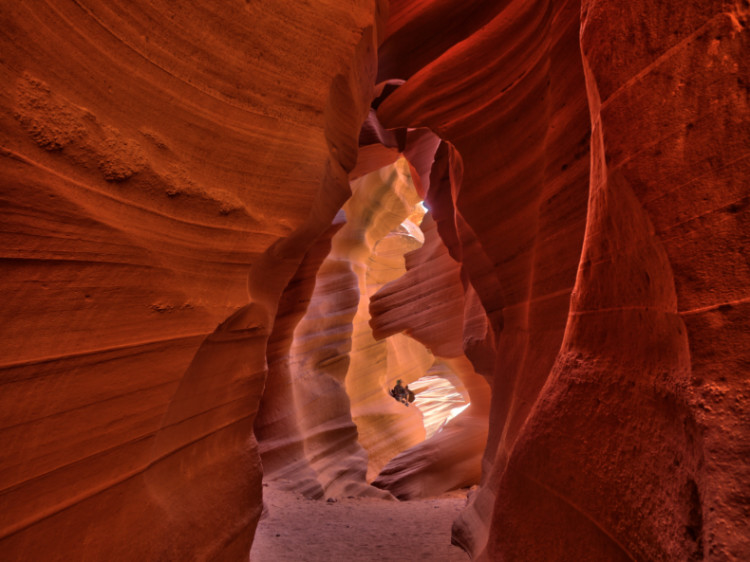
[369,213,492,499]
[377,0,749,560]
[281,160,427,496]
[376,0,591,555]
[342,162,431,481]
[0,1,384,559]
[1,0,748,560]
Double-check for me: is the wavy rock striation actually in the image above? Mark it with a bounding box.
[368,211,492,499]
[341,161,432,481]
[1,0,748,560]
[376,0,749,560]
[0,0,384,559]
[275,159,428,495]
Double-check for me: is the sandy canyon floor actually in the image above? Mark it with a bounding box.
[250,484,470,561]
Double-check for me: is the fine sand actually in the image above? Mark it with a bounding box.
[250,484,470,561]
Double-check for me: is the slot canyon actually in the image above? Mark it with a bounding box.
[0,0,748,560]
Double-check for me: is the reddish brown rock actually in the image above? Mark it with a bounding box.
[376,0,749,560]
[0,1,384,559]
[1,0,748,560]
[376,0,592,553]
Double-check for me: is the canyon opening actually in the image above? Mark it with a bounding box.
[1,1,748,561]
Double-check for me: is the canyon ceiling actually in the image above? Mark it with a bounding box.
[1,0,748,560]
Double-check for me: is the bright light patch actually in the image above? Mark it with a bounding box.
[409,371,470,439]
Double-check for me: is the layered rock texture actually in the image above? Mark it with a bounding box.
[375,1,749,560]
[1,1,385,559]
[1,1,748,561]
[255,159,430,492]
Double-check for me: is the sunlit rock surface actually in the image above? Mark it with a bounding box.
[410,364,470,440]
[341,160,431,481]
[254,159,431,494]
[373,356,488,501]
[368,209,492,499]
[277,159,428,495]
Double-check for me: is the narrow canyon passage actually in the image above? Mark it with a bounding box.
[250,484,469,562]
[1,1,747,561]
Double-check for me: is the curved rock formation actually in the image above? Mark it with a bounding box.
[368,211,492,499]
[0,1,384,559]
[259,158,435,489]
[1,0,748,560]
[284,159,427,495]
[342,167,432,480]
[375,0,749,560]
[408,362,471,439]
[252,218,344,500]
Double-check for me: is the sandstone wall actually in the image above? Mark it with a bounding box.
[1,0,747,560]
[369,212,492,499]
[283,160,427,494]
[343,162,432,481]
[376,0,749,560]
[0,1,384,558]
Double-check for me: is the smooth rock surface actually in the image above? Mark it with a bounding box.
[1,1,748,561]
[376,0,749,560]
[0,1,384,559]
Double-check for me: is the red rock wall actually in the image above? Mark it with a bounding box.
[0,1,384,559]
[377,0,749,560]
[575,3,749,558]
[2,0,748,560]
[376,0,591,555]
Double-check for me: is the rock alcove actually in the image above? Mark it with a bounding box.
[254,154,491,502]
